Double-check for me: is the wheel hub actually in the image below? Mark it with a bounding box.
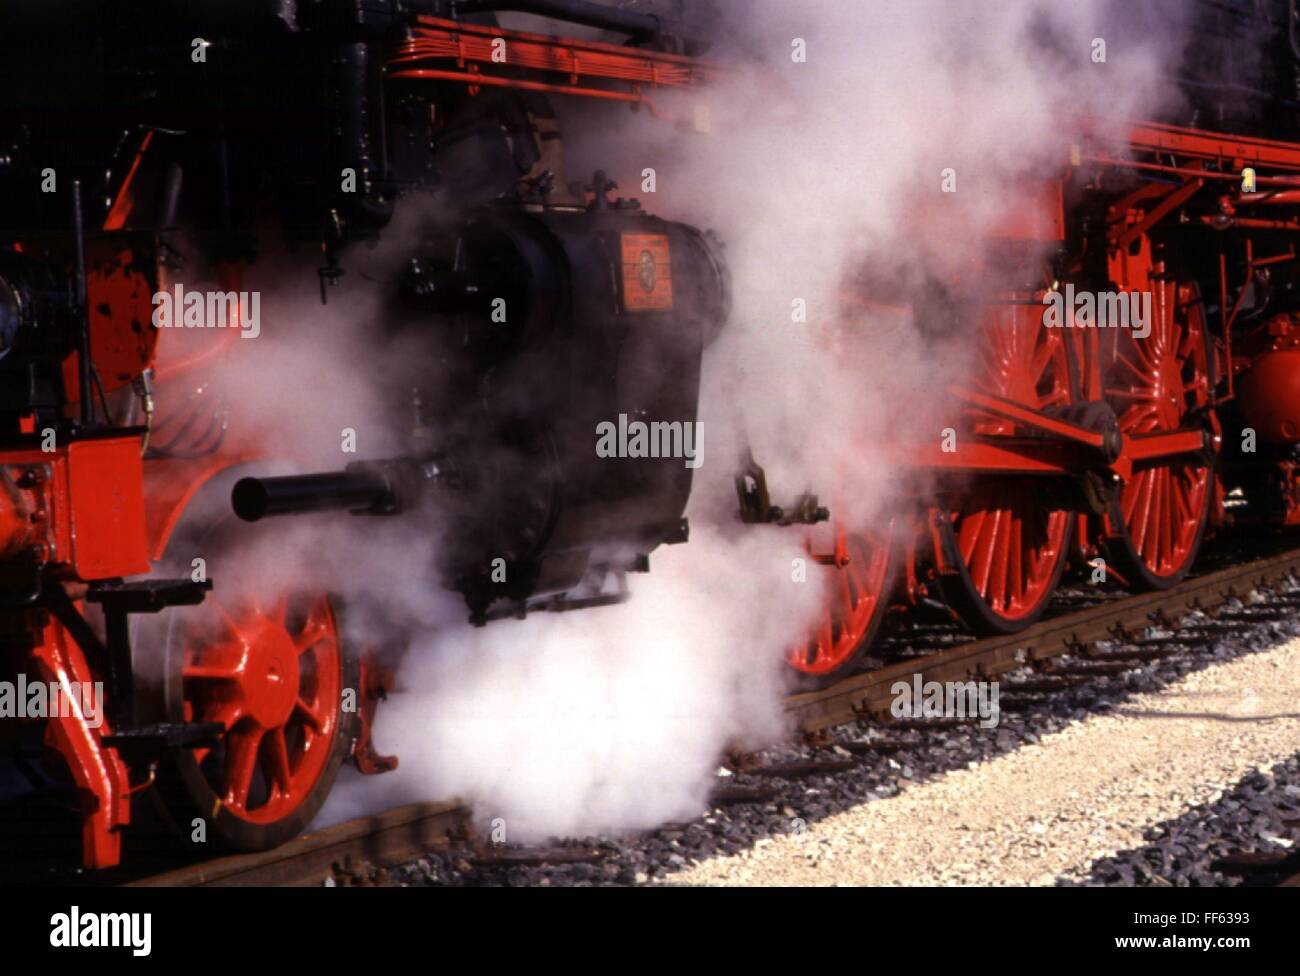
[230,615,300,730]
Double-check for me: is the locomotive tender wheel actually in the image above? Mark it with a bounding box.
[146,466,358,852]
[938,292,1077,633]
[788,525,897,690]
[1103,281,1214,589]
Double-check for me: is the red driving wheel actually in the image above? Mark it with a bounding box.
[937,291,1076,633]
[1103,280,1214,588]
[788,525,896,689]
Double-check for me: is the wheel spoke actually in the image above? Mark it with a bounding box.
[1030,337,1056,384]
[1142,467,1162,564]
[1127,468,1152,543]
[1008,507,1024,611]
[295,619,330,655]
[970,510,996,594]
[295,697,325,733]
[1157,468,1173,573]
[1104,385,1157,401]
[223,728,262,811]
[262,728,293,795]
[789,527,893,678]
[992,508,1013,611]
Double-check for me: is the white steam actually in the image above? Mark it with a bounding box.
[158,1,1189,843]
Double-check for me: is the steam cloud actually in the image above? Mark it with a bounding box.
[159,1,1192,843]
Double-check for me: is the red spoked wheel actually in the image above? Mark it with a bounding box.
[937,494,1075,634]
[788,525,896,690]
[181,594,346,819]
[1103,281,1214,588]
[937,293,1077,633]
[142,466,360,853]
[156,589,358,850]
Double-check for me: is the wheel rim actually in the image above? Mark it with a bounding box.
[180,594,342,825]
[948,295,1073,623]
[1104,281,1212,580]
[948,492,1072,620]
[790,527,893,678]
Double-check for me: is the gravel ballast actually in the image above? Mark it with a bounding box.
[386,584,1300,887]
[672,635,1300,886]
[1063,754,1300,887]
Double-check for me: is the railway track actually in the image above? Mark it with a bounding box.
[788,544,1300,732]
[128,801,470,887]
[115,541,1300,886]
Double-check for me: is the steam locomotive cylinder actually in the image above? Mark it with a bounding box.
[234,199,730,619]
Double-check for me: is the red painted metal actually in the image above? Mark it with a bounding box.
[1235,313,1300,445]
[937,293,1074,628]
[181,594,344,824]
[789,525,895,682]
[1,219,366,866]
[1123,119,1300,173]
[354,653,399,775]
[61,239,160,400]
[65,438,151,579]
[1103,281,1214,582]
[1237,348,1300,442]
[389,15,714,117]
[0,437,150,581]
[31,614,131,869]
[143,454,258,563]
[102,131,154,232]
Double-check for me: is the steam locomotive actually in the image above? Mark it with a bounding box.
[0,0,728,867]
[773,0,1300,686]
[6,0,1300,872]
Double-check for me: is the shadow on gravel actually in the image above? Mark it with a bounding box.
[1060,755,1300,887]
[1110,709,1300,723]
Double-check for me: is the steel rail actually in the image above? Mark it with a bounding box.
[787,546,1300,732]
[128,800,469,887]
